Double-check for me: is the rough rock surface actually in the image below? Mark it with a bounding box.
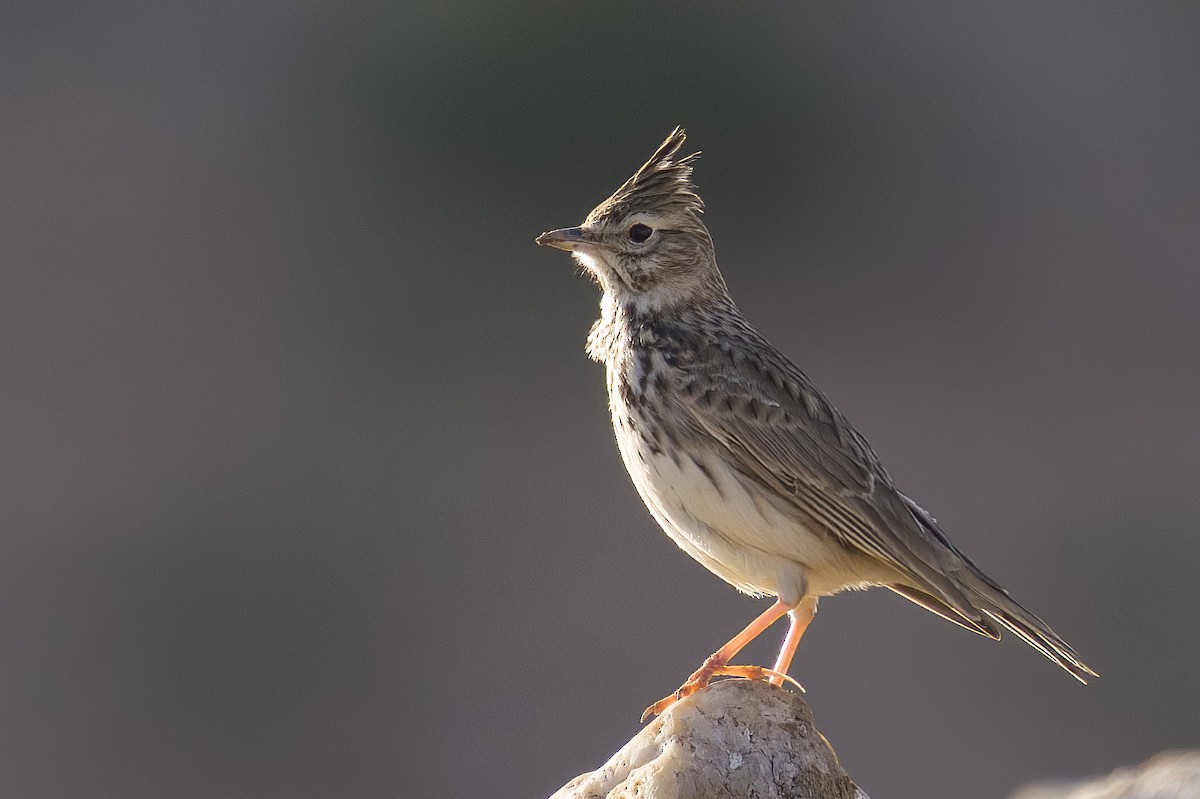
[548,679,868,799]
[1011,751,1200,799]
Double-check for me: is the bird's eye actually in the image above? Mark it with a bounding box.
[627,223,653,243]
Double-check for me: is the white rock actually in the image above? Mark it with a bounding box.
[1012,751,1200,799]
[547,679,867,799]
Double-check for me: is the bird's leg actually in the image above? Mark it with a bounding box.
[769,597,817,686]
[686,598,790,681]
[641,599,793,721]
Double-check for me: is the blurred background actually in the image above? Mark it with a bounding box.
[2,2,1198,797]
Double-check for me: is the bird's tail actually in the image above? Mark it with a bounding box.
[901,495,1098,683]
[960,564,1098,683]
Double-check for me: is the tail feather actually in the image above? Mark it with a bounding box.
[900,493,1098,682]
[975,587,1099,683]
[888,584,1000,639]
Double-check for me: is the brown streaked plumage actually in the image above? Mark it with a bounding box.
[536,127,1096,720]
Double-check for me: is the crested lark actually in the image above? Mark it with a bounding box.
[536,128,1096,720]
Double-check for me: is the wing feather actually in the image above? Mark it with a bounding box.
[672,335,983,620]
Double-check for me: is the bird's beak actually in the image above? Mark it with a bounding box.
[535,226,590,252]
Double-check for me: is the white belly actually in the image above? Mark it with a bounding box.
[610,396,889,607]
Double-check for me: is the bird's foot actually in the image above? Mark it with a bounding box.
[640,659,802,722]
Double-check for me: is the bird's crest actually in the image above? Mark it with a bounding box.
[586,127,704,226]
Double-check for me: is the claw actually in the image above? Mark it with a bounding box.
[640,693,680,723]
[640,664,804,722]
[721,664,804,692]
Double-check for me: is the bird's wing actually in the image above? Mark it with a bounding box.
[672,340,985,622]
[664,330,1096,681]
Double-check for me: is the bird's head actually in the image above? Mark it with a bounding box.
[536,127,728,314]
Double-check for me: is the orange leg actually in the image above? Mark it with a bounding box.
[642,599,800,722]
[770,598,817,686]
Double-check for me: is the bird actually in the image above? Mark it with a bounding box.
[535,127,1096,721]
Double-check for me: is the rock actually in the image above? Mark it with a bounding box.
[547,679,868,799]
[1011,751,1200,799]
